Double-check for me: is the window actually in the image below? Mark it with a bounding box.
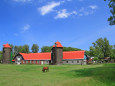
[46,61,49,64]
[26,60,28,63]
[72,61,74,63]
[66,61,68,63]
[77,60,79,63]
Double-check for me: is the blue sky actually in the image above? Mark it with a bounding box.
[0,0,115,52]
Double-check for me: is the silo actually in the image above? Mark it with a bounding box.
[2,43,12,64]
[51,41,63,65]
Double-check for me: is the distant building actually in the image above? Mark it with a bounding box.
[12,41,87,65]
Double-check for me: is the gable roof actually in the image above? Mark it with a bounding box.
[17,51,85,60]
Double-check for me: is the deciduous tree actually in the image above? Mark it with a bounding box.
[31,44,39,53]
[89,37,112,59]
[104,0,115,25]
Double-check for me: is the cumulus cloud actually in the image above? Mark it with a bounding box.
[38,1,62,15]
[55,9,77,19]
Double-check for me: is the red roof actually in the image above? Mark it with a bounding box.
[19,52,51,60]
[53,41,63,47]
[63,51,85,59]
[3,43,11,48]
[19,51,85,60]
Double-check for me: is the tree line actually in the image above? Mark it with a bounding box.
[41,46,81,52]
[9,44,39,57]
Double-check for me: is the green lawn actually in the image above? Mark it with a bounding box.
[0,63,115,86]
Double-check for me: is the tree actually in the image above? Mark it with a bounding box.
[14,45,30,54]
[23,45,29,53]
[0,51,3,63]
[89,37,112,59]
[93,57,99,61]
[14,46,19,55]
[41,46,81,52]
[9,44,15,57]
[85,50,90,56]
[31,44,39,53]
[63,47,81,51]
[104,0,115,25]
[111,45,115,59]
[41,46,52,52]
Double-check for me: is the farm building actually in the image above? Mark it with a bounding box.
[13,51,86,65]
[3,41,87,65]
[13,41,87,65]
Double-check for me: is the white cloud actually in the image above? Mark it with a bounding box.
[78,5,98,16]
[23,24,30,32]
[38,2,62,15]
[89,5,98,9]
[13,0,32,2]
[55,9,77,19]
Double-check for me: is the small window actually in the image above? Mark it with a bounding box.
[46,61,48,63]
[72,61,74,63]
[77,60,79,63]
[26,60,28,63]
[66,61,68,63]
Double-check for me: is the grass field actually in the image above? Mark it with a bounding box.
[0,63,115,86]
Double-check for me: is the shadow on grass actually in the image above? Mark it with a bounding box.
[71,64,115,86]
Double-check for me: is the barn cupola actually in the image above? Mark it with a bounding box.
[3,43,11,48]
[2,43,12,64]
[51,41,63,65]
[53,41,63,48]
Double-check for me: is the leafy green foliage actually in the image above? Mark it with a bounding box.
[14,45,29,53]
[89,38,113,59]
[41,46,81,52]
[93,57,99,61]
[63,47,81,51]
[110,45,115,59]
[10,44,30,56]
[31,44,39,53]
[0,51,2,63]
[41,46,53,52]
[104,0,115,25]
